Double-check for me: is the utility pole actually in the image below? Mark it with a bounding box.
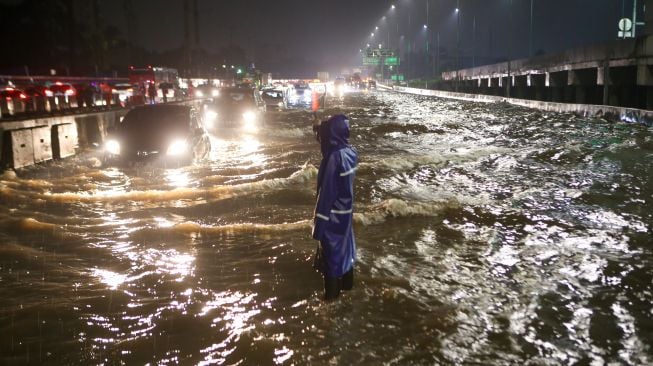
[122,0,135,65]
[183,0,199,77]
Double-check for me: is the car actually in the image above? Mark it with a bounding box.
[367,80,377,89]
[111,83,134,106]
[104,104,211,166]
[46,82,76,108]
[194,84,220,98]
[0,86,27,115]
[201,87,266,132]
[73,83,103,107]
[260,87,287,110]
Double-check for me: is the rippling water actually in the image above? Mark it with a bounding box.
[1,91,652,365]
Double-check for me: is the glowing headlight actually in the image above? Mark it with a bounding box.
[203,110,217,128]
[277,101,284,107]
[195,90,204,98]
[105,139,120,155]
[243,111,256,122]
[211,89,219,97]
[166,139,188,156]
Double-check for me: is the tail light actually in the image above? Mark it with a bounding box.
[19,93,27,99]
[65,89,75,96]
[45,90,53,97]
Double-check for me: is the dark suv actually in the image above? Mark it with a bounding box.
[104,104,211,166]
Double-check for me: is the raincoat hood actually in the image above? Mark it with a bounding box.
[318,114,350,157]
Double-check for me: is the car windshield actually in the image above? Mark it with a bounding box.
[120,107,190,136]
[216,88,255,106]
[262,90,283,98]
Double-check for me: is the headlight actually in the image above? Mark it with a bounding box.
[195,90,204,97]
[203,110,217,128]
[242,112,258,132]
[277,101,284,107]
[105,139,120,155]
[243,111,256,122]
[211,90,219,97]
[166,139,188,156]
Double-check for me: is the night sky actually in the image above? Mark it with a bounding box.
[0,0,641,75]
[98,0,632,72]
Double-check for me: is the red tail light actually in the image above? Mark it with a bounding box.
[20,93,27,99]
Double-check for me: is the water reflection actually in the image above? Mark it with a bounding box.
[1,90,651,364]
[199,291,261,364]
[165,169,191,188]
[92,268,127,290]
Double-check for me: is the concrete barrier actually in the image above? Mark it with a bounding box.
[392,85,653,125]
[0,100,203,170]
[52,123,77,159]
[0,111,126,170]
[3,128,35,169]
[32,125,52,163]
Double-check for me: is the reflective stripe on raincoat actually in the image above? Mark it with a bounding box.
[312,114,358,278]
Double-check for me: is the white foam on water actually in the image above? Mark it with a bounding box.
[354,198,456,226]
[170,220,312,234]
[39,164,318,204]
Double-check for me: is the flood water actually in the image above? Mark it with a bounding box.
[1,90,652,365]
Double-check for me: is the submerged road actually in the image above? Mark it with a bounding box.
[1,90,652,364]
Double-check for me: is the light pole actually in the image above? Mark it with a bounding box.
[455,2,460,91]
[529,0,534,57]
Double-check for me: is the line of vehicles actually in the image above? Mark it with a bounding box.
[2,66,378,167]
[101,77,378,168]
[0,66,182,119]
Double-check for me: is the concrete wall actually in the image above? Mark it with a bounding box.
[438,34,653,111]
[393,86,653,125]
[0,110,127,170]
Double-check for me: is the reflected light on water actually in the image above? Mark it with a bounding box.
[238,136,267,167]
[198,291,262,365]
[153,250,195,281]
[154,216,175,228]
[92,269,127,290]
[165,169,191,188]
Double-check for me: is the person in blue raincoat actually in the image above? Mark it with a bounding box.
[312,114,358,300]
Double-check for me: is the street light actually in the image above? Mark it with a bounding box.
[371,32,375,37]
[391,4,395,9]
[423,24,428,29]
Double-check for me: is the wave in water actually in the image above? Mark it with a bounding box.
[4,164,318,204]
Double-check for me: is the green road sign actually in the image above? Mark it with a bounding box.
[385,57,400,66]
[391,74,404,81]
[363,57,380,65]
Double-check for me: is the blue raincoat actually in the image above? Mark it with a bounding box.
[312,114,358,278]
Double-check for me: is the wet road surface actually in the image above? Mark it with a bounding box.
[1,90,652,365]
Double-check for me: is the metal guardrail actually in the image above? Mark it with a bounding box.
[0,93,138,122]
